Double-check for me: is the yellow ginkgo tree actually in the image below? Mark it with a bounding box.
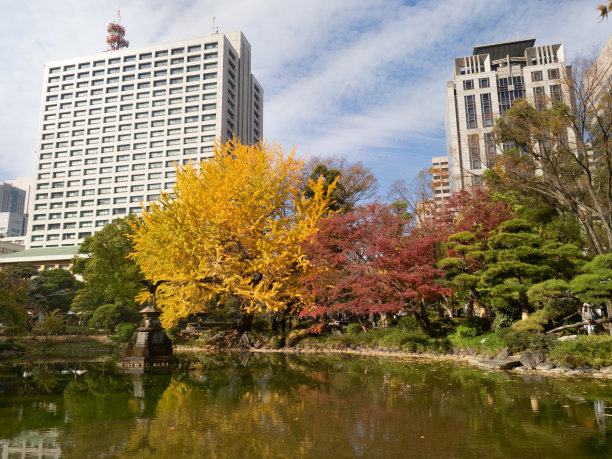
[128,139,336,330]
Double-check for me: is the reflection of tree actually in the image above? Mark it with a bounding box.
[1,356,612,457]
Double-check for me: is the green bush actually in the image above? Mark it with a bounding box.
[493,328,556,354]
[347,323,363,335]
[269,335,285,349]
[293,319,314,330]
[454,324,479,339]
[116,323,136,342]
[398,315,418,330]
[252,319,268,332]
[3,326,26,337]
[549,335,612,368]
[286,329,308,347]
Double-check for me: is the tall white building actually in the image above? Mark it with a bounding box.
[446,39,568,191]
[29,30,263,249]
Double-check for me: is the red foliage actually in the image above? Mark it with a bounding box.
[301,203,452,325]
[422,189,513,237]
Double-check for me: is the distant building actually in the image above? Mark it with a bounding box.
[0,182,27,237]
[6,176,33,236]
[446,38,570,191]
[431,156,451,209]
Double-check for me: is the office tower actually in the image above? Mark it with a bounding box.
[0,182,27,237]
[29,30,263,248]
[446,39,568,191]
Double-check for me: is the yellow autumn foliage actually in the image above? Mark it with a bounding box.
[128,139,336,327]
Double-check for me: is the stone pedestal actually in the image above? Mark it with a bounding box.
[120,305,178,368]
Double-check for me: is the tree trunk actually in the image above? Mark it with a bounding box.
[519,291,529,320]
[380,311,389,328]
[546,316,612,334]
[271,315,278,333]
[607,300,612,336]
[237,312,254,333]
[413,303,432,336]
[464,294,475,318]
[357,316,368,333]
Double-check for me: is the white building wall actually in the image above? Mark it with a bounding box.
[28,31,262,248]
[446,40,568,191]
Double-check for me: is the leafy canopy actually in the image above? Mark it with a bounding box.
[129,139,337,327]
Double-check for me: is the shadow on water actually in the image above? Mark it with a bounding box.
[1,353,612,457]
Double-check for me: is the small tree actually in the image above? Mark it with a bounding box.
[302,203,451,334]
[34,309,64,339]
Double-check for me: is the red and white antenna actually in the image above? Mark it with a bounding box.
[106,10,129,51]
[212,16,216,34]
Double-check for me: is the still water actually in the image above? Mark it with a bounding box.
[1,352,611,458]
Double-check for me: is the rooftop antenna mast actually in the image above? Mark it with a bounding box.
[106,10,129,51]
[212,16,219,34]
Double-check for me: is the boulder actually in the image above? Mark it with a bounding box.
[600,366,612,374]
[556,335,579,342]
[497,348,509,360]
[238,333,252,349]
[332,329,342,337]
[519,352,543,370]
[536,361,556,371]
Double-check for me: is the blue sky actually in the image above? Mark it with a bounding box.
[0,0,610,196]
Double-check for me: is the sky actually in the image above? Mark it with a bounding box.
[0,0,610,197]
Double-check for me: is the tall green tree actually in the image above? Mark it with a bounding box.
[491,50,612,255]
[479,219,581,324]
[72,216,144,324]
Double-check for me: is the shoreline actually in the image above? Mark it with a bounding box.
[175,344,612,379]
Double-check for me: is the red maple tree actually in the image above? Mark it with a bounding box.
[301,203,452,334]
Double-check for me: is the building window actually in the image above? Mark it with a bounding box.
[480,93,493,127]
[468,134,481,169]
[548,68,560,80]
[464,95,477,129]
[533,86,545,110]
[550,84,562,104]
[479,78,489,89]
[463,80,474,90]
[484,133,496,168]
[531,71,543,82]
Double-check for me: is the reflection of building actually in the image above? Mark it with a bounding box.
[446,39,569,191]
[29,30,263,249]
[0,429,61,459]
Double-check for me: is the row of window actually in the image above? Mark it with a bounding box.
[39,149,214,172]
[48,54,219,83]
[43,122,216,138]
[44,83,218,114]
[48,43,219,74]
[40,116,217,150]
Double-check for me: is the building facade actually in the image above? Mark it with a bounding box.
[28,30,263,248]
[446,39,568,191]
[0,182,27,237]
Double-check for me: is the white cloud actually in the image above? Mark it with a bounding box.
[0,0,609,195]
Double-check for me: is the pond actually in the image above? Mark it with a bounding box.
[0,353,611,458]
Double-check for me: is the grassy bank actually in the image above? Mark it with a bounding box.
[0,336,122,363]
[181,322,612,370]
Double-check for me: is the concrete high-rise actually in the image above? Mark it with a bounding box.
[28,30,263,248]
[446,39,568,191]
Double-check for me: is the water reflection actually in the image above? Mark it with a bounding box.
[0,355,611,458]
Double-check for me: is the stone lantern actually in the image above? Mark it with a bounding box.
[120,302,178,368]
